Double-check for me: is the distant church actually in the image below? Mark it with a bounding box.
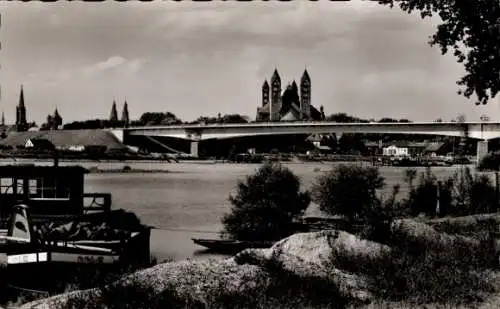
[16,85,29,132]
[109,98,130,128]
[256,69,325,122]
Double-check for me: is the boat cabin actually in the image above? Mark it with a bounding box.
[0,165,109,221]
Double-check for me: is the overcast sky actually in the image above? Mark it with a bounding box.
[1,1,498,125]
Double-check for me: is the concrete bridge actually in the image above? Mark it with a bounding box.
[109,121,500,160]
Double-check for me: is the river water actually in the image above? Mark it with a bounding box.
[0,160,482,262]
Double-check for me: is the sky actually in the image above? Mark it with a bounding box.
[0,0,499,125]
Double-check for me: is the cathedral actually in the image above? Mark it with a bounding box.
[256,69,325,122]
[109,98,130,128]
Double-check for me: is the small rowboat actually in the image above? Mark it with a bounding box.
[192,238,275,254]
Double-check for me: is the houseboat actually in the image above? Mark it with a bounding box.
[0,164,151,269]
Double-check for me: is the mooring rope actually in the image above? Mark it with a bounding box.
[6,284,50,297]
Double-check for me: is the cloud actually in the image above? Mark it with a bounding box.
[81,56,126,77]
[126,59,148,75]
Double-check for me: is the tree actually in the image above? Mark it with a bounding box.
[139,112,182,126]
[222,163,310,241]
[311,164,385,221]
[378,0,500,105]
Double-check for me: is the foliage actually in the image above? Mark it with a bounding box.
[330,220,497,305]
[139,112,183,126]
[222,163,310,241]
[360,184,401,242]
[449,167,498,215]
[404,167,444,217]
[478,151,500,171]
[190,114,249,125]
[63,119,126,130]
[311,164,385,221]
[378,0,500,105]
[402,166,498,218]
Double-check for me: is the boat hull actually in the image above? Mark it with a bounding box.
[192,238,275,254]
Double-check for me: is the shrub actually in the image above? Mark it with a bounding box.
[405,167,449,216]
[402,167,498,218]
[360,184,400,243]
[311,164,385,221]
[329,222,498,305]
[450,168,497,215]
[222,163,310,241]
[478,151,500,171]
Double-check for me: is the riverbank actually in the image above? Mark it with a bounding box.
[18,214,500,309]
[87,166,171,174]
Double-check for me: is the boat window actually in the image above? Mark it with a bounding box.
[29,178,70,201]
[0,178,13,194]
[16,179,24,195]
[28,179,38,195]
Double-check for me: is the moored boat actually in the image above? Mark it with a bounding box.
[192,238,275,254]
[0,164,152,269]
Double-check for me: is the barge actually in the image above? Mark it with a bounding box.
[0,164,151,269]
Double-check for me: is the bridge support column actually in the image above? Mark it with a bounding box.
[476,140,488,165]
[190,141,199,157]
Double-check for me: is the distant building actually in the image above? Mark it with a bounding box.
[16,85,28,132]
[382,145,409,157]
[370,140,451,157]
[423,142,451,157]
[43,108,63,130]
[307,134,333,153]
[256,69,325,122]
[0,130,127,152]
[25,138,55,151]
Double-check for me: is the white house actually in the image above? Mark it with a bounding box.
[68,145,85,152]
[382,145,409,157]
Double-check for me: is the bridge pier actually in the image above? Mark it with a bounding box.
[476,140,488,165]
[190,141,199,157]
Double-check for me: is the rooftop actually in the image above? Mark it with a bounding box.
[0,129,127,150]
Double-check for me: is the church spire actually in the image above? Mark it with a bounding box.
[19,85,25,108]
[121,98,130,128]
[110,99,118,122]
[16,85,27,131]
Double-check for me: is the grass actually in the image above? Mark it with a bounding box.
[61,256,349,309]
[334,218,499,307]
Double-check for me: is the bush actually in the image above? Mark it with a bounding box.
[478,151,500,171]
[451,167,498,215]
[402,167,498,218]
[403,167,447,217]
[311,164,385,221]
[329,221,498,306]
[222,163,310,241]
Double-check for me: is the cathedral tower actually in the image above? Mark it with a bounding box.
[300,69,311,120]
[16,85,28,131]
[270,68,281,121]
[262,80,269,107]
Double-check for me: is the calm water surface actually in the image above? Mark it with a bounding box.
[0,160,485,261]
